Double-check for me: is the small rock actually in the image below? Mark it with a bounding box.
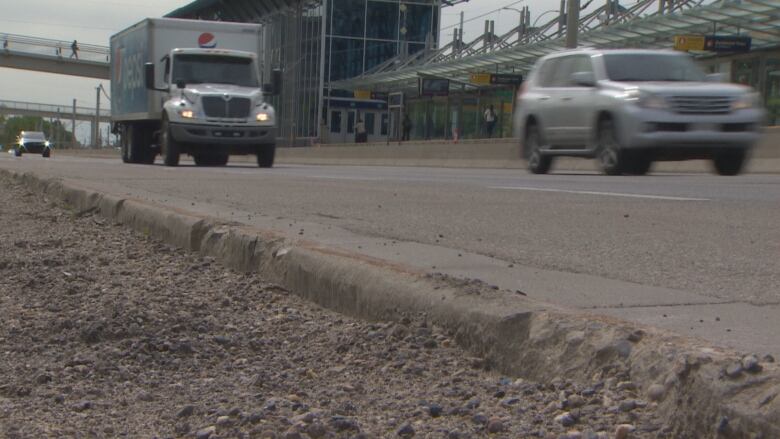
[428,404,443,418]
[567,394,585,408]
[72,401,92,412]
[306,422,328,438]
[472,413,488,425]
[742,354,762,373]
[196,426,216,439]
[618,400,637,412]
[763,354,775,363]
[646,384,665,402]
[177,405,195,418]
[486,417,505,433]
[555,412,577,427]
[217,415,231,426]
[283,431,303,439]
[725,363,743,379]
[616,381,636,392]
[614,424,635,439]
[397,423,415,437]
[560,431,583,439]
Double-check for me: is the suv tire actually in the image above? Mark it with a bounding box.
[525,124,552,174]
[597,119,625,176]
[712,149,747,176]
[623,151,652,176]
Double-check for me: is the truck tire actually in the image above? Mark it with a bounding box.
[193,154,228,166]
[124,124,155,164]
[42,147,51,158]
[161,116,180,167]
[256,144,275,168]
[14,148,22,157]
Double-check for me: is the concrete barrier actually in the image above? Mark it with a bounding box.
[3,167,779,438]
[59,127,780,173]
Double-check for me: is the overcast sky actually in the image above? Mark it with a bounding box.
[0,0,562,142]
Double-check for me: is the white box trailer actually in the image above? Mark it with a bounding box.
[110,18,280,167]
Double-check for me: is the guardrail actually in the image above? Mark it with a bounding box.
[1,33,109,64]
[0,99,110,118]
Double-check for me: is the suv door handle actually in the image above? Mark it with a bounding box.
[561,97,573,101]
[538,96,550,101]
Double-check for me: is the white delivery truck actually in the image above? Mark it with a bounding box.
[110,18,280,167]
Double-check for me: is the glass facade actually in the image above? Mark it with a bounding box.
[325,0,440,83]
[260,0,440,142]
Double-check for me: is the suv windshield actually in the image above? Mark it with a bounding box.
[603,53,706,82]
[172,55,259,87]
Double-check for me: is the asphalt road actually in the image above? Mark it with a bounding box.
[2,153,778,356]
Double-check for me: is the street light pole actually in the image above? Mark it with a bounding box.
[566,0,580,48]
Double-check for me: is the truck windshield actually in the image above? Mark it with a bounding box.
[172,54,259,87]
[603,54,706,82]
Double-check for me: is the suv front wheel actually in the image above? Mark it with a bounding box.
[525,123,552,174]
[712,149,747,176]
[596,119,625,176]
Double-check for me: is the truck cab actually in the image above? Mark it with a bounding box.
[146,48,279,167]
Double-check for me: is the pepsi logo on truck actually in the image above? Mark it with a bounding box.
[198,33,217,48]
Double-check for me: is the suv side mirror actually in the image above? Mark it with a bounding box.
[570,71,596,87]
[145,63,155,90]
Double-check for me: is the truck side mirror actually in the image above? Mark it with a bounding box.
[144,63,155,90]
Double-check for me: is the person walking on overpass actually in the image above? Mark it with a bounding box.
[3,37,8,52]
[70,40,79,59]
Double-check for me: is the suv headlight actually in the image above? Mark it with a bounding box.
[179,109,194,119]
[256,112,272,122]
[732,92,760,111]
[624,90,667,109]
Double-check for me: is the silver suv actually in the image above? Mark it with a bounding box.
[514,49,764,175]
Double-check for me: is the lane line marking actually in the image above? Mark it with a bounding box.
[490,186,710,201]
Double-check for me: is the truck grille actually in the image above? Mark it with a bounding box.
[667,96,732,114]
[202,96,251,118]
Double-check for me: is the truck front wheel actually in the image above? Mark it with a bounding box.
[161,116,180,167]
[256,144,276,168]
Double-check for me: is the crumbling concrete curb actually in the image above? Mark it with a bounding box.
[4,168,778,438]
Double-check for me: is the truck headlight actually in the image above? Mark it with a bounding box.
[256,112,271,122]
[45,141,50,147]
[179,110,194,118]
[732,93,760,111]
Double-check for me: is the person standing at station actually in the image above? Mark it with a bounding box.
[401,113,412,141]
[355,118,367,143]
[70,40,79,59]
[483,104,497,138]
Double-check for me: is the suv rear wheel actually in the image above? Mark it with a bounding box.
[597,119,625,176]
[525,123,552,174]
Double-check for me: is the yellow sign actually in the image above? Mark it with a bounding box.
[674,35,705,52]
[354,89,371,100]
[470,73,491,86]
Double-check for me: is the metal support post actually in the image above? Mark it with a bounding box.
[559,0,567,33]
[566,0,580,48]
[71,99,76,148]
[94,86,101,148]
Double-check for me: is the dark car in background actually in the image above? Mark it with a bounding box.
[15,131,52,157]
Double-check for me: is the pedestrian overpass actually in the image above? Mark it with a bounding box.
[0,99,110,123]
[0,33,109,80]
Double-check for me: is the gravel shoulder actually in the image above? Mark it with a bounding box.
[0,174,665,438]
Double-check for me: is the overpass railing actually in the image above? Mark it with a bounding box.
[1,33,109,64]
[0,99,110,118]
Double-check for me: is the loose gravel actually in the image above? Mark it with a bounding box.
[0,175,668,438]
